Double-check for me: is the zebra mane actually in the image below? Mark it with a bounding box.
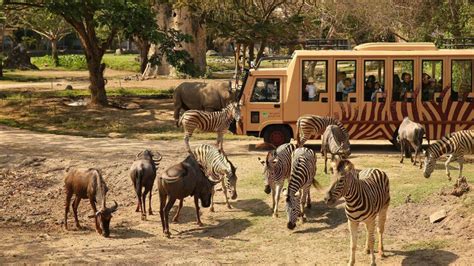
[426,133,454,159]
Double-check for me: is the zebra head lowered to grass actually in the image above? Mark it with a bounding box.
[423,130,473,180]
[324,159,390,266]
[285,147,318,230]
[321,125,351,174]
[192,144,238,212]
[178,102,241,153]
[296,115,348,147]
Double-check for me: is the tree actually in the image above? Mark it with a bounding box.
[5,7,71,66]
[4,0,190,106]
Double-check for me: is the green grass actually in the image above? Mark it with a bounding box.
[30,54,140,72]
[402,239,449,251]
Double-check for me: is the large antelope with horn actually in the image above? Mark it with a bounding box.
[64,168,118,237]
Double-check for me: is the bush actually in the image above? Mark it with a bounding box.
[32,55,87,70]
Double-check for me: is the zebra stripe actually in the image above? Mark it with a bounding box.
[179,102,240,152]
[321,125,351,174]
[297,115,348,146]
[260,143,297,217]
[192,144,237,211]
[325,159,390,265]
[423,130,474,180]
[286,147,317,229]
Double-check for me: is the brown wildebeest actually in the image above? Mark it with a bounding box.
[64,168,118,237]
[397,117,428,168]
[129,150,162,220]
[158,155,217,237]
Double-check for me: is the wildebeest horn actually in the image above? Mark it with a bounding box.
[153,151,163,162]
[108,200,118,213]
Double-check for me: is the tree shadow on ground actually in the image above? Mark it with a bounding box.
[232,198,272,217]
[111,227,154,239]
[389,249,459,265]
[294,200,346,234]
[174,218,251,240]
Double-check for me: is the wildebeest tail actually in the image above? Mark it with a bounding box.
[135,168,143,198]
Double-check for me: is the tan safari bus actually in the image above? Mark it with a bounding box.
[235,42,474,146]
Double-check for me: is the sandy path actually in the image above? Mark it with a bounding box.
[0,126,472,264]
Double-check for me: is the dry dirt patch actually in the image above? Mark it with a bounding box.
[0,126,472,264]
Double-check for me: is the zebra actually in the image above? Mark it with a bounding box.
[178,102,240,152]
[296,115,349,146]
[423,130,473,180]
[285,147,318,230]
[321,125,351,174]
[324,159,390,266]
[172,144,238,222]
[258,143,312,217]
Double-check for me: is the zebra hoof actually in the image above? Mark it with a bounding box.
[365,249,370,254]
[272,213,278,218]
[306,203,312,209]
[210,207,215,212]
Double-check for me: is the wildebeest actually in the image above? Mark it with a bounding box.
[173,81,238,125]
[397,117,426,168]
[64,168,118,237]
[321,125,351,174]
[158,155,217,237]
[129,150,162,220]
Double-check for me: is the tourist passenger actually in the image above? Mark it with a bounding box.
[400,72,413,101]
[336,72,346,101]
[305,77,317,101]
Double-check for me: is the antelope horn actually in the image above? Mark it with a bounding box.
[108,200,118,213]
[153,151,163,162]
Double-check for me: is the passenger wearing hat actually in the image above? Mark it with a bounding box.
[305,77,317,101]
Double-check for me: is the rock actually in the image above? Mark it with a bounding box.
[124,102,140,110]
[4,44,39,70]
[206,50,219,56]
[115,48,123,55]
[430,209,447,223]
[451,176,470,197]
[108,132,123,138]
[65,85,73,90]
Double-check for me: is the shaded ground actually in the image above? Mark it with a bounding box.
[0,126,473,264]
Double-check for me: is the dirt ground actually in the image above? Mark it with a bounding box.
[0,125,473,264]
[0,69,224,91]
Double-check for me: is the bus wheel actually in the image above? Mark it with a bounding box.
[263,126,291,147]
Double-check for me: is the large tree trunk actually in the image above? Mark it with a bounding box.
[145,3,172,77]
[256,40,267,64]
[51,38,59,67]
[0,58,3,78]
[136,38,150,74]
[234,42,241,78]
[86,55,107,106]
[173,6,207,76]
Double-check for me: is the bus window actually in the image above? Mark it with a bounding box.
[451,60,473,101]
[393,60,414,101]
[250,78,280,102]
[336,60,356,102]
[364,60,385,102]
[302,60,327,102]
[422,60,443,101]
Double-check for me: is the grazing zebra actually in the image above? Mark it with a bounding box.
[296,115,348,146]
[172,144,238,221]
[397,117,426,168]
[321,125,351,174]
[324,159,390,266]
[286,147,318,230]
[178,102,240,152]
[423,130,474,180]
[258,143,312,217]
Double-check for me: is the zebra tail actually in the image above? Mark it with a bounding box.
[312,178,321,190]
[177,113,185,128]
[296,119,301,146]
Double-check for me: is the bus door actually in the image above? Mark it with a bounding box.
[356,59,390,140]
[244,76,284,133]
[331,59,360,137]
[299,59,331,118]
